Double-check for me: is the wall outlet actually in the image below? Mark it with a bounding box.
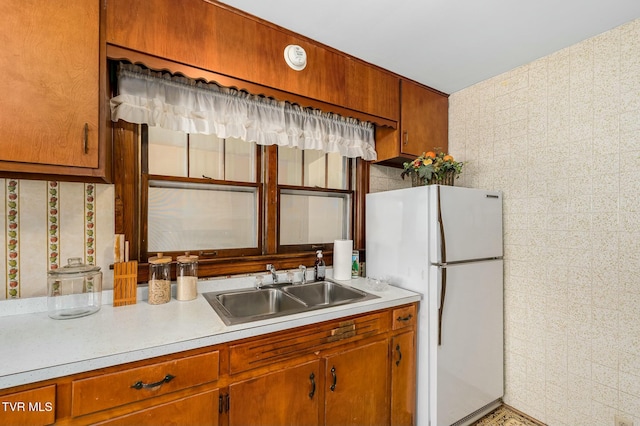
[615,415,634,426]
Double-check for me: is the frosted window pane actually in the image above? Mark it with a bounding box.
[148,181,257,252]
[225,137,256,182]
[189,134,224,180]
[278,146,303,185]
[304,150,326,187]
[327,152,347,189]
[148,127,188,176]
[280,192,348,245]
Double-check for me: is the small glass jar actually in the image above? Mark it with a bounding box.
[148,253,171,305]
[176,252,198,301]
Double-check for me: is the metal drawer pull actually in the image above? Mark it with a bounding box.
[330,366,337,391]
[309,372,316,399]
[396,314,413,322]
[395,344,403,367]
[131,374,175,390]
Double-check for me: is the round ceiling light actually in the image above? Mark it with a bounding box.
[284,44,307,71]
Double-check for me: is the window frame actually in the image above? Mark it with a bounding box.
[113,121,369,282]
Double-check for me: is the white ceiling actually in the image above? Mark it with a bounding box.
[219,0,640,94]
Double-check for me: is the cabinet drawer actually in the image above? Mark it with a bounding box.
[230,312,388,374]
[392,304,416,330]
[94,389,219,426]
[71,351,219,417]
[0,385,55,426]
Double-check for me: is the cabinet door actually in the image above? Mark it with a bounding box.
[391,331,416,426]
[0,0,100,169]
[324,339,389,426]
[400,80,448,157]
[228,360,321,426]
[94,389,219,426]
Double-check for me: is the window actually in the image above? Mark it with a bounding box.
[277,146,352,252]
[110,61,371,280]
[114,125,364,278]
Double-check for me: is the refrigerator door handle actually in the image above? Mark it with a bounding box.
[438,267,447,346]
[437,186,447,263]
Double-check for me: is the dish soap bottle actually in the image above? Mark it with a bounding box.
[314,250,326,281]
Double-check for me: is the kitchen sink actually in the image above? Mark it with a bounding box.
[283,281,370,307]
[203,280,378,325]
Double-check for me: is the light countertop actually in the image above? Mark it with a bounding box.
[0,276,420,390]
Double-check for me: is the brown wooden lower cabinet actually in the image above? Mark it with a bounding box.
[390,331,417,426]
[324,339,389,426]
[94,389,219,426]
[228,360,321,426]
[0,303,417,426]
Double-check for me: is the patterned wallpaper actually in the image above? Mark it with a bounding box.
[449,18,640,426]
[0,180,114,299]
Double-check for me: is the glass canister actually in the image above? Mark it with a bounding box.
[176,252,198,301]
[148,253,172,305]
[47,258,102,320]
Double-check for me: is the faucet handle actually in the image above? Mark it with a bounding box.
[298,265,307,284]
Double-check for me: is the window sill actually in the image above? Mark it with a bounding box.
[131,252,335,283]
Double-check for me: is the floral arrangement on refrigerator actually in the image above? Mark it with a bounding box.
[400,151,463,186]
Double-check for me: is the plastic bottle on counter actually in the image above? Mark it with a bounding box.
[351,250,360,278]
[176,252,198,301]
[314,250,326,281]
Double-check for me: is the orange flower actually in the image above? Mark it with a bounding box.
[443,155,454,162]
[424,151,436,159]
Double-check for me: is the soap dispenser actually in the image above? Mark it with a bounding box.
[314,250,326,281]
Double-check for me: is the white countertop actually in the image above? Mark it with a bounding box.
[0,276,420,390]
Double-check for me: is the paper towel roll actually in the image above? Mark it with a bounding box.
[333,239,353,280]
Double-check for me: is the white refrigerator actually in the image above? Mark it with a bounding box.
[366,185,503,426]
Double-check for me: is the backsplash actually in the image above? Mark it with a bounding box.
[369,164,412,193]
[0,179,114,299]
[449,18,640,426]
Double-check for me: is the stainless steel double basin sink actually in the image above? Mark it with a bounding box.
[203,280,379,325]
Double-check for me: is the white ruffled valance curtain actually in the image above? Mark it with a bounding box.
[110,64,377,160]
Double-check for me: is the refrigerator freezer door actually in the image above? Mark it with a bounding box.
[429,185,503,264]
[430,259,504,426]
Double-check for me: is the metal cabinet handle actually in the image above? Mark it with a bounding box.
[330,366,337,391]
[309,372,316,399]
[396,314,413,323]
[395,344,403,367]
[130,374,175,390]
[403,131,408,146]
[83,123,89,154]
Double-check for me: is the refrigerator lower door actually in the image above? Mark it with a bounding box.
[431,259,504,426]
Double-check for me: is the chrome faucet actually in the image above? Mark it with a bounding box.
[298,265,307,284]
[266,264,278,284]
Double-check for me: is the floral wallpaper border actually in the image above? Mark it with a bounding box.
[6,180,19,298]
[1,179,114,299]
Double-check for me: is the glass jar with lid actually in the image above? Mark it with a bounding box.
[176,252,198,301]
[148,253,172,305]
[47,257,102,319]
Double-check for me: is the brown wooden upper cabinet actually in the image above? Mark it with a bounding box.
[106,0,399,124]
[375,79,449,166]
[0,0,107,181]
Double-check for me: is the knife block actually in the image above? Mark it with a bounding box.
[113,261,138,306]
